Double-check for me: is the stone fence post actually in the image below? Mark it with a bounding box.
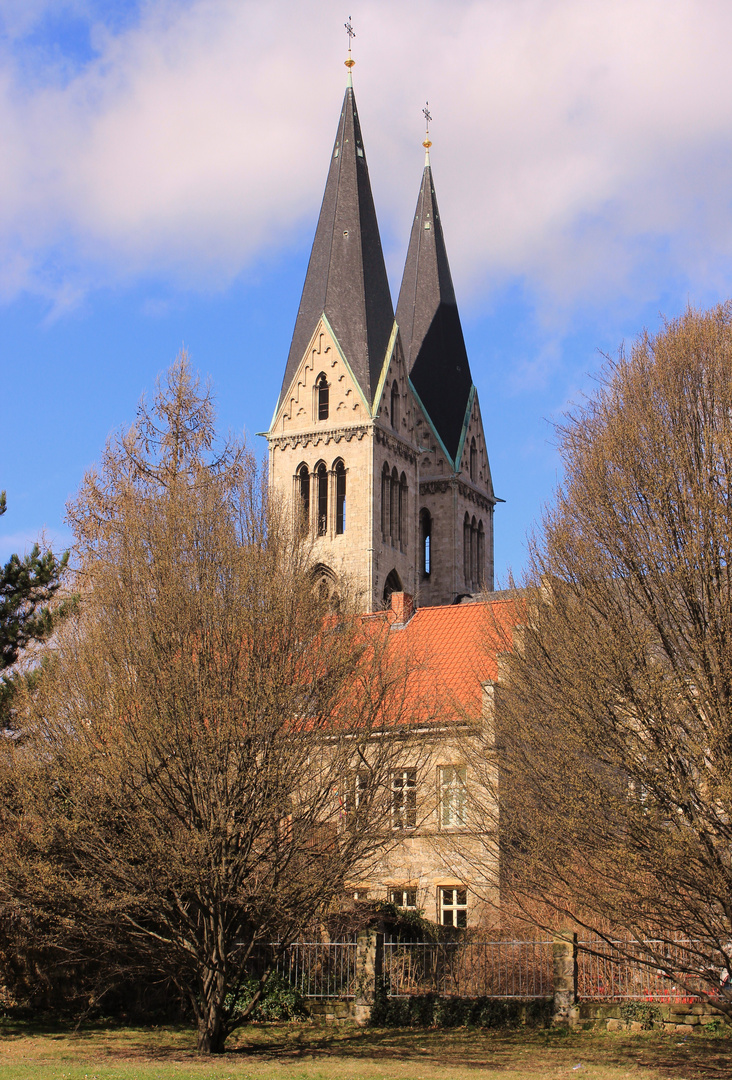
[353,925,384,1025]
[553,930,578,1025]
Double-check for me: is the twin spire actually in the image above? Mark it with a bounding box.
[280,53,474,464]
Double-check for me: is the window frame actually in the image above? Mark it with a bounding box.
[389,887,418,909]
[316,373,329,421]
[439,886,468,928]
[391,767,417,830]
[315,461,328,536]
[439,765,467,829]
[297,464,310,528]
[334,459,346,535]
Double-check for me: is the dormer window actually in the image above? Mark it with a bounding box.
[316,373,329,421]
[391,381,400,431]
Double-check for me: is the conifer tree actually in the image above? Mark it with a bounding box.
[0,492,70,726]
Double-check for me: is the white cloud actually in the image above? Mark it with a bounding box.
[0,527,72,563]
[1,0,732,314]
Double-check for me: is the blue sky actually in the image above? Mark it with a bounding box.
[3,0,732,585]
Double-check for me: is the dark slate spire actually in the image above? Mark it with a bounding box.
[279,82,395,411]
[396,159,473,463]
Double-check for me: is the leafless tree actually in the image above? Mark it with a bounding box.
[467,305,732,1013]
[0,356,429,1052]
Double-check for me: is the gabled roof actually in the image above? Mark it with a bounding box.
[279,85,395,412]
[362,594,520,724]
[396,163,473,463]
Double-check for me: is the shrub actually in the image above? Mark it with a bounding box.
[226,974,309,1023]
[370,980,552,1029]
[619,1002,662,1029]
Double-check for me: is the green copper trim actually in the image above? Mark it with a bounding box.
[320,312,372,416]
[453,384,476,474]
[372,320,399,417]
[408,376,455,470]
[267,313,371,434]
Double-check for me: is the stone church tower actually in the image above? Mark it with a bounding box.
[267,63,497,611]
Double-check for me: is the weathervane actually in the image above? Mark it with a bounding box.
[423,101,432,162]
[345,16,356,78]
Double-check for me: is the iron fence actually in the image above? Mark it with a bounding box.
[577,937,711,1002]
[383,939,553,999]
[261,940,359,998]
[251,935,725,1004]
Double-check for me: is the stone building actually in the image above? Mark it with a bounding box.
[266,62,498,611]
[266,58,514,927]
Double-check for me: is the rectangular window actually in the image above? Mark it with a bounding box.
[439,887,467,928]
[342,770,369,822]
[439,766,467,828]
[389,887,417,909]
[391,768,417,829]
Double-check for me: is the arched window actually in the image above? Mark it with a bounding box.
[420,508,432,578]
[381,462,391,539]
[391,466,400,545]
[477,520,485,587]
[383,568,403,605]
[391,381,400,430]
[316,373,329,421]
[297,463,310,526]
[315,462,328,535]
[470,516,477,585]
[399,472,408,548]
[463,513,471,585]
[334,459,346,535]
[311,563,337,605]
[469,437,477,482]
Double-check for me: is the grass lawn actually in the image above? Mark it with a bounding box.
[0,1019,730,1080]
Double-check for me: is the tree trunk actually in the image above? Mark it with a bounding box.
[196,966,229,1054]
[197,1021,228,1054]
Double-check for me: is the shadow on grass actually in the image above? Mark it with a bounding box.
[229,1025,732,1077]
[2,1018,732,1077]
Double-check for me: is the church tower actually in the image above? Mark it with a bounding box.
[267,55,497,611]
[267,54,420,611]
[396,129,497,605]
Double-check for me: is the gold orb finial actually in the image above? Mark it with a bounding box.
[422,103,432,162]
[344,16,355,79]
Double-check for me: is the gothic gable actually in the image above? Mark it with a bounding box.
[456,391,494,498]
[372,329,416,448]
[271,317,368,436]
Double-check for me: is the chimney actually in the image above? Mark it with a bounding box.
[390,591,414,625]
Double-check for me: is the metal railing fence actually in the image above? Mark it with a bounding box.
[251,935,723,1003]
[577,937,711,1003]
[383,939,553,999]
[256,940,359,999]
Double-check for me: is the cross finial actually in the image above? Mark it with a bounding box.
[344,16,356,85]
[422,101,432,163]
[423,102,432,134]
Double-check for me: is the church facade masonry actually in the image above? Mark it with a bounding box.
[267,70,497,612]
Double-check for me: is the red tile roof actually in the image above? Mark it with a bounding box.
[361,594,521,726]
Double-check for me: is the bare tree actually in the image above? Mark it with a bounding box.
[0,356,429,1052]
[467,305,732,1012]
